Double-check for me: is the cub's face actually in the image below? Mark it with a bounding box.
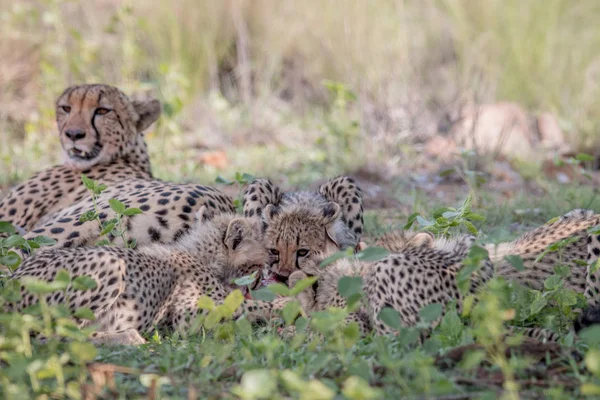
[55,84,160,169]
[261,202,343,281]
[221,216,271,295]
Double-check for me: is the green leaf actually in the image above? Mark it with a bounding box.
[403,213,420,230]
[81,174,95,191]
[576,153,595,162]
[586,349,600,376]
[378,307,402,330]
[0,251,21,269]
[233,271,258,287]
[319,247,353,268]
[419,303,443,324]
[463,221,478,235]
[556,289,578,307]
[108,199,126,215]
[250,287,276,301]
[553,265,571,278]
[579,325,600,346]
[544,275,562,291]
[4,235,27,249]
[342,376,382,400]
[95,239,111,246]
[0,221,16,235]
[55,269,71,285]
[197,295,216,310]
[21,277,66,294]
[337,276,363,299]
[241,173,256,184]
[504,255,525,271]
[215,175,234,185]
[529,297,547,315]
[79,210,98,223]
[96,184,108,194]
[591,260,600,276]
[100,221,116,236]
[266,283,290,297]
[416,216,434,228]
[282,300,301,325]
[290,276,319,296]
[355,247,389,262]
[72,276,98,291]
[73,307,96,320]
[233,369,277,400]
[32,236,57,247]
[438,168,455,177]
[69,342,98,363]
[458,349,486,371]
[588,226,600,235]
[123,207,143,216]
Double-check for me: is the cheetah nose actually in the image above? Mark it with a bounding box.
[65,129,86,141]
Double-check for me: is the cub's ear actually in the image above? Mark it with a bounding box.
[195,206,211,224]
[224,218,248,251]
[262,204,281,224]
[321,202,341,225]
[322,202,342,249]
[132,98,161,133]
[407,232,435,248]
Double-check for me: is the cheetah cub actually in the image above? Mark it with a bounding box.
[7,207,290,345]
[243,176,364,283]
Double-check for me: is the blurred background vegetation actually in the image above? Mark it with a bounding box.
[1,0,599,192]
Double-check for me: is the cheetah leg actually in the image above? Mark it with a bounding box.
[242,178,283,218]
[318,176,364,247]
[90,328,147,346]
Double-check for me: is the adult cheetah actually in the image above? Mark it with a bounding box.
[243,176,364,282]
[0,84,236,251]
[7,207,295,345]
[0,84,160,231]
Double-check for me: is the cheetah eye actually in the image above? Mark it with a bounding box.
[60,105,71,113]
[268,249,279,256]
[95,107,111,116]
[297,249,309,257]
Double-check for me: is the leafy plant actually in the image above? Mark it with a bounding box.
[405,192,486,236]
[0,222,56,271]
[79,175,143,248]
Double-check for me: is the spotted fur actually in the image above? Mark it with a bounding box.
[0,84,160,231]
[7,208,293,345]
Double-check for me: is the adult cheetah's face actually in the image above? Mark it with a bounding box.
[261,202,343,280]
[55,84,161,169]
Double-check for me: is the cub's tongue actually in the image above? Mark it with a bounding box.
[261,272,281,287]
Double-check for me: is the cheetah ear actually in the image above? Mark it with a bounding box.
[224,218,248,251]
[321,202,341,224]
[132,98,161,133]
[195,206,212,224]
[407,232,435,248]
[322,202,342,248]
[262,204,281,224]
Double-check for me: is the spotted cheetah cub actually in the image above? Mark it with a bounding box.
[7,207,290,345]
[243,176,364,282]
[485,209,600,304]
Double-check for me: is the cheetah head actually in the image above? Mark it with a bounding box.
[220,214,271,296]
[261,202,347,282]
[55,84,161,170]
